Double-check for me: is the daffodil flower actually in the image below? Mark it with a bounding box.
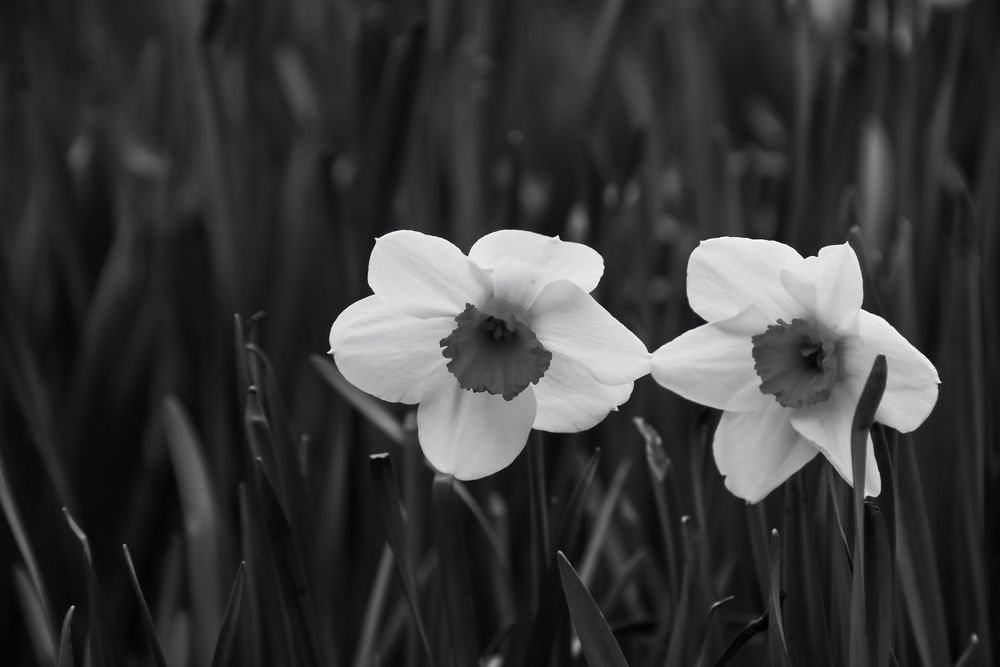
[329,230,650,480]
[651,237,939,503]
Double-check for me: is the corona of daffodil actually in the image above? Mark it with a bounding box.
[330,229,650,480]
[651,237,939,503]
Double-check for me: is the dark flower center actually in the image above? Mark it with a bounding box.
[440,303,552,400]
[751,318,842,409]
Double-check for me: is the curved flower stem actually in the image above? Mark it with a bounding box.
[432,473,480,667]
[849,354,888,667]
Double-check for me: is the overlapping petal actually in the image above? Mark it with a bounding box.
[368,230,493,318]
[469,229,604,307]
[530,280,650,385]
[329,295,454,404]
[687,237,804,322]
[416,370,537,480]
[713,396,819,504]
[651,306,769,412]
[789,379,881,497]
[532,352,633,432]
[843,311,940,433]
[779,243,863,334]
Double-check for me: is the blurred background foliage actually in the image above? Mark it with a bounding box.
[0,0,997,664]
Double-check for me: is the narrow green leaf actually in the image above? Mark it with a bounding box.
[162,396,222,661]
[863,503,892,667]
[122,544,169,667]
[557,551,629,667]
[767,529,791,667]
[311,355,404,444]
[352,545,394,667]
[368,453,435,664]
[210,562,247,667]
[849,355,887,667]
[432,474,480,667]
[714,605,770,667]
[953,634,980,667]
[61,509,112,667]
[0,446,53,646]
[580,459,632,586]
[57,605,75,667]
[12,565,56,665]
[252,459,323,667]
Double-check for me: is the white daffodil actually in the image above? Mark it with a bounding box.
[329,229,650,480]
[651,237,939,503]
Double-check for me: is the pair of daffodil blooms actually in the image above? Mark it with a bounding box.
[329,230,938,503]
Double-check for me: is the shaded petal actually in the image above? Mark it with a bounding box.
[469,230,604,308]
[789,379,882,497]
[532,352,634,432]
[530,280,650,385]
[651,306,770,412]
[713,397,819,503]
[779,242,863,334]
[687,237,804,322]
[368,230,493,318]
[842,311,940,432]
[329,295,453,404]
[417,371,537,480]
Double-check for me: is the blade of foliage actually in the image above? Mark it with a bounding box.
[352,545,394,667]
[863,503,892,667]
[0,446,53,644]
[509,448,601,667]
[782,476,833,667]
[714,605,770,667]
[849,355,887,667]
[580,459,632,585]
[61,509,112,667]
[210,562,247,667]
[528,432,550,607]
[767,529,791,667]
[557,551,629,667]
[368,453,435,664]
[162,396,223,660]
[432,474,480,667]
[57,605,75,667]
[953,634,980,667]
[12,565,56,665]
[122,544,169,667]
[252,459,323,667]
[311,355,404,444]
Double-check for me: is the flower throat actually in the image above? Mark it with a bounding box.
[751,318,842,408]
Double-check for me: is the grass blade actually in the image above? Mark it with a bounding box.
[210,562,247,667]
[311,355,404,444]
[12,565,56,665]
[768,529,791,667]
[557,551,629,667]
[162,396,223,661]
[432,473,480,667]
[122,544,169,667]
[368,453,435,664]
[57,605,76,667]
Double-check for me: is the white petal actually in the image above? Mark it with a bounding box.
[368,230,493,318]
[713,397,819,503]
[532,352,634,432]
[329,295,453,404]
[529,280,650,385]
[842,311,940,432]
[469,230,604,308]
[779,242,863,334]
[687,237,804,322]
[651,306,770,412]
[789,379,882,497]
[416,371,537,480]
